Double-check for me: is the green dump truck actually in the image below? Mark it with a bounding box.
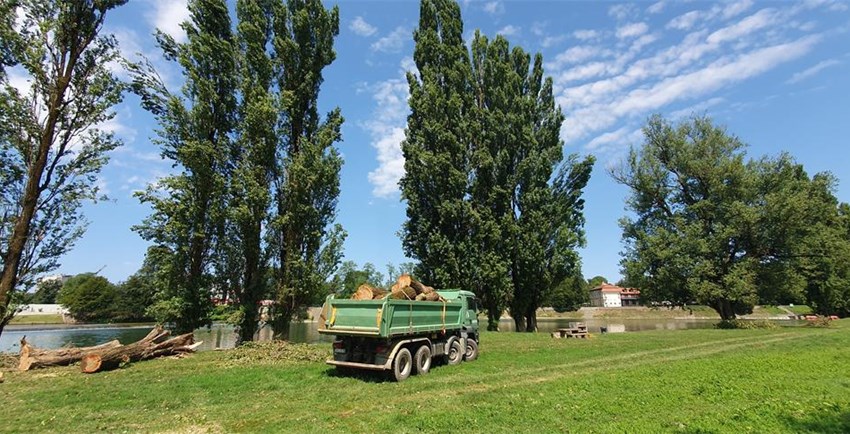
[318,289,480,381]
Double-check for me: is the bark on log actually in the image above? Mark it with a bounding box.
[390,285,417,300]
[80,326,201,374]
[18,337,122,371]
[410,279,435,295]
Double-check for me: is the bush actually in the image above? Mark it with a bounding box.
[715,319,779,329]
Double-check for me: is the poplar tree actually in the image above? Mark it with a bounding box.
[131,0,237,333]
[400,0,474,290]
[0,0,126,336]
[403,2,593,331]
[269,0,345,339]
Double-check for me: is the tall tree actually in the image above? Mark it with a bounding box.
[130,0,237,333]
[222,0,278,344]
[0,0,126,336]
[614,115,848,320]
[269,0,346,339]
[401,0,474,290]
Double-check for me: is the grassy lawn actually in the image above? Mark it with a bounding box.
[8,314,66,325]
[755,305,790,316]
[1,321,848,433]
[784,305,814,315]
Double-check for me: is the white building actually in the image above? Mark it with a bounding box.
[589,283,641,307]
[17,304,69,316]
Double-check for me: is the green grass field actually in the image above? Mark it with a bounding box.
[1,321,848,433]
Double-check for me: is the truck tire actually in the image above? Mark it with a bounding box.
[414,345,432,375]
[393,347,412,381]
[446,337,463,366]
[464,339,478,361]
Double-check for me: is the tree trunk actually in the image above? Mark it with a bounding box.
[716,299,736,321]
[525,306,537,332]
[486,298,500,331]
[390,285,417,300]
[18,338,122,371]
[80,326,200,373]
[512,310,526,332]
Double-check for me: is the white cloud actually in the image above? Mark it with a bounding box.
[371,27,409,53]
[497,25,520,37]
[668,97,726,120]
[786,59,841,83]
[608,4,636,21]
[541,35,567,48]
[616,22,648,39]
[667,11,702,31]
[573,29,600,41]
[647,1,666,14]
[531,21,547,37]
[350,16,377,37]
[364,60,413,198]
[145,0,190,43]
[706,8,777,45]
[722,0,754,19]
[549,46,606,69]
[483,1,504,15]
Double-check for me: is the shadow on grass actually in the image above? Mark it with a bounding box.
[782,407,850,434]
[323,367,390,383]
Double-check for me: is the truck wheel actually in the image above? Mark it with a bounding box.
[464,339,479,361]
[446,338,463,366]
[414,345,432,375]
[393,347,412,381]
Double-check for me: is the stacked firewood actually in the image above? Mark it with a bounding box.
[349,274,444,302]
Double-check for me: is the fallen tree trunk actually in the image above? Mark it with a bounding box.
[410,280,435,295]
[391,285,417,300]
[415,291,443,302]
[80,326,201,374]
[19,337,122,371]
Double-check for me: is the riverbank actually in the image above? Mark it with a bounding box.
[535,304,813,320]
[1,320,846,433]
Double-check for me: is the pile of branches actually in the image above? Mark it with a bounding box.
[350,274,444,302]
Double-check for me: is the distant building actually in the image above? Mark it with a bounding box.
[589,283,641,307]
[17,304,69,316]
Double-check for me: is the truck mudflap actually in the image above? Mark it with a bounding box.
[325,360,391,371]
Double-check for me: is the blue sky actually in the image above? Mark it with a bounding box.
[22,0,850,285]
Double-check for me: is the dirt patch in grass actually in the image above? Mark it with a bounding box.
[0,353,17,370]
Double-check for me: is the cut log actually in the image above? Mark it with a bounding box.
[391,274,412,293]
[18,337,122,371]
[350,284,387,300]
[410,279,435,295]
[81,326,199,374]
[390,285,417,300]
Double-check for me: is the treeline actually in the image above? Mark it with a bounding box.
[616,116,850,319]
[398,0,594,332]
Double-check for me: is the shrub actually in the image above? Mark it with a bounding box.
[716,319,779,329]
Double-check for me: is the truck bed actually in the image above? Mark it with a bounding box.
[319,290,467,338]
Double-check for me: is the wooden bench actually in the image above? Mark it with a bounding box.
[551,322,588,339]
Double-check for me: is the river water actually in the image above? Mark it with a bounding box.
[0,317,795,353]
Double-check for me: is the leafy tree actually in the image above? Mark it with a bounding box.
[268,0,345,339]
[31,277,64,304]
[333,261,385,298]
[548,271,589,313]
[0,0,126,336]
[130,0,237,333]
[614,115,848,320]
[402,2,592,331]
[58,273,118,322]
[586,275,608,290]
[112,258,159,322]
[400,0,475,292]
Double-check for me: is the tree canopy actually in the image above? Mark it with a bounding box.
[615,115,850,319]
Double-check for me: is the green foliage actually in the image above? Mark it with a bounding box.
[30,278,64,304]
[402,1,593,332]
[548,272,589,313]
[331,261,385,298]
[129,0,345,340]
[268,0,345,339]
[614,115,849,320]
[0,0,126,335]
[112,271,156,323]
[586,275,608,290]
[58,273,118,322]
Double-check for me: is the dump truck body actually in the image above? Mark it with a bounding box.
[319,289,480,381]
